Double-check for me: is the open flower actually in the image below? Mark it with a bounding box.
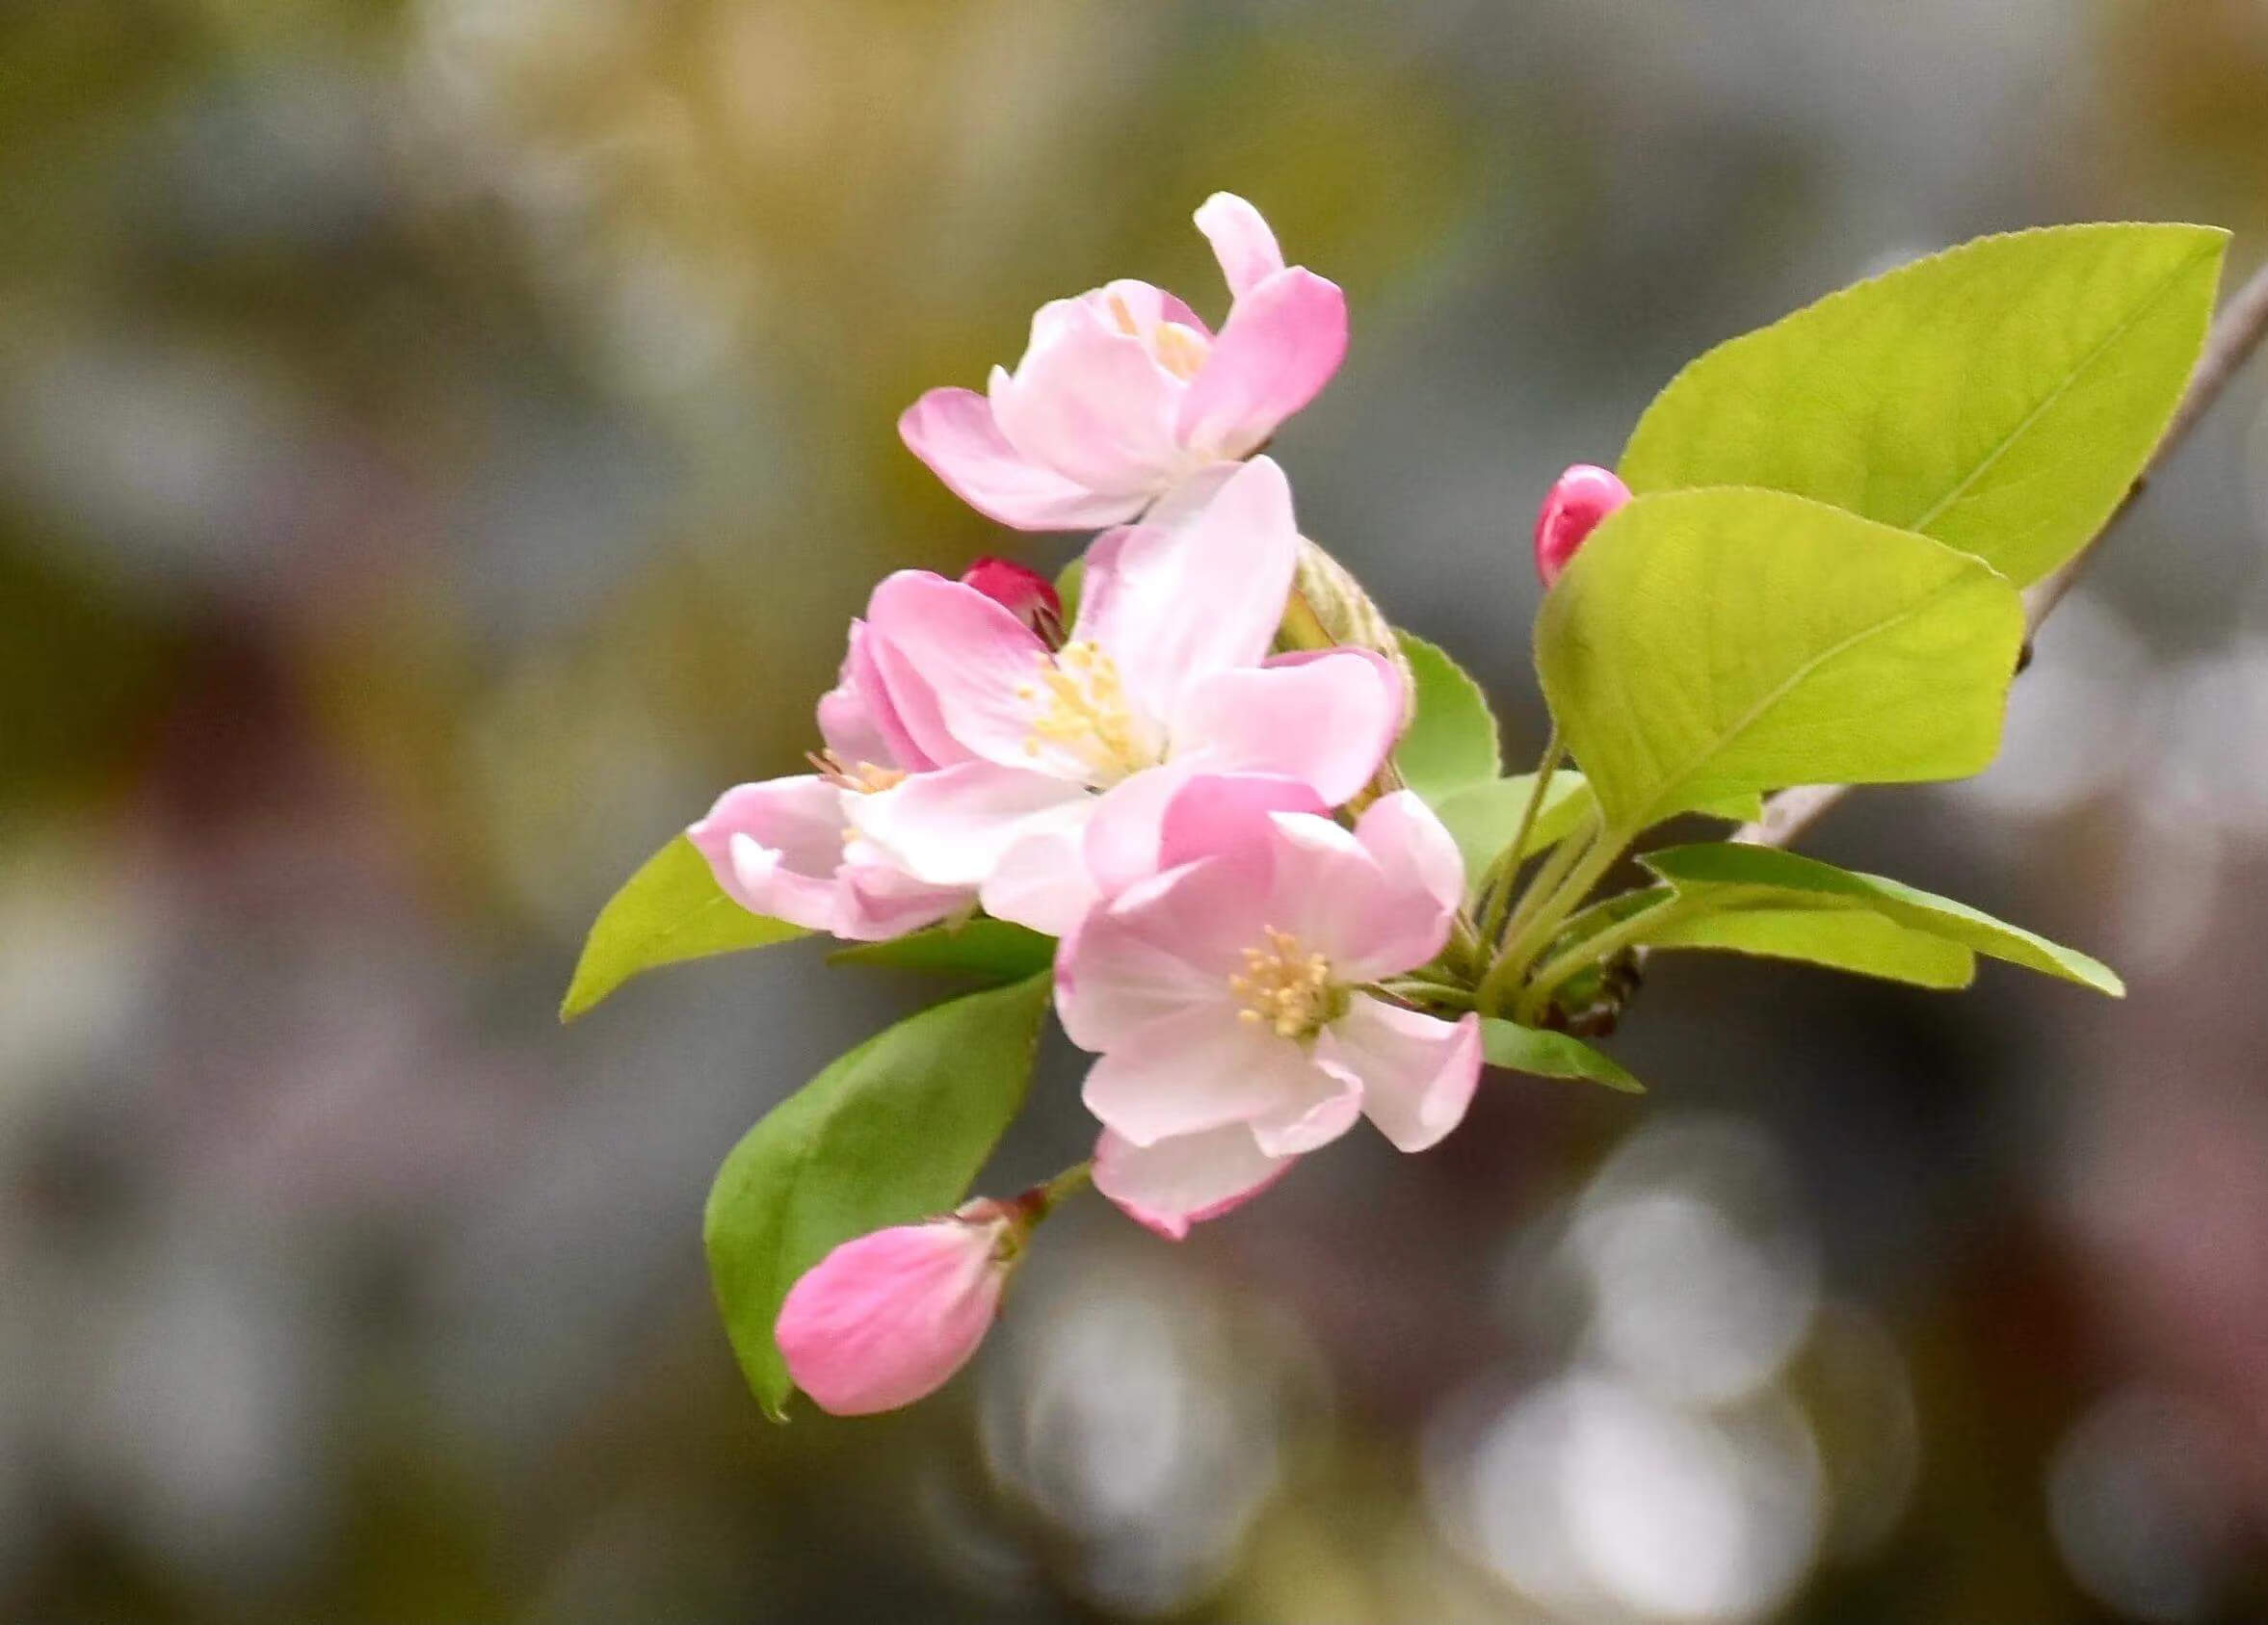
[688,623,972,942]
[1058,777,1483,1239]
[900,194,1348,530]
[847,458,1405,935]
[776,1201,1016,1415]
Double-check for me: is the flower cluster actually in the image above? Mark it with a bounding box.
[696,196,1489,1410]
[604,199,2166,1422]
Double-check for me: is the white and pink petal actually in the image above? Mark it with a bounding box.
[1319,999,1483,1154]
[1092,1124,1292,1242]
[897,387,1144,532]
[848,761,1089,889]
[1177,267,1348,460]
[1168,647,1404,807]
[1075,457,1301,722]
[1078,1004,1322,1147]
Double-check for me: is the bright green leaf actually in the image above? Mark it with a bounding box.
[1642,843,2123,995]
[562,835,805,1020]
[830,918,1055,983]
[1621,223,2228,586]
[1395,631,1501,802]
[1434,771,1596,885]
[704,973,1053,1419]
[1480,1017,1645,1093]
[1536,488,2023,842]
[1645,905,1976,989]
[1699,791,1767,823]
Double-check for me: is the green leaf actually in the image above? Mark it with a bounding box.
[704,973,1053,1419]
[1535,488,2023,843]
[1395,631,1501,802]
[1643,903,1976,989]
[1698,791,1766,823]
[1621,223,2228,586]
[830,918,1055,983]
[1641,843,2123,995]
[1480,1017,1645,1093]
[562,835,806,1020]
[1434,771,1596,883]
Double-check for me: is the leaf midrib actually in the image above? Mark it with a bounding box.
[1619,566,1989,840]
[1901,237,2219,539]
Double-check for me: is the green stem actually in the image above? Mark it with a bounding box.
[1477,826,1623,1014]
[1500,804,1597,948]
[1375,977,1479,1011]
[1515,895,1689,1023]
[1021,1162,1092,1223]
[1476,730,1564,946]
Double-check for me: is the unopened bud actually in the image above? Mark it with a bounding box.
[962,557,1064,643]
[1285,538,1411,680]
[1533,464,1632,587]
[776,1200,1017,1416]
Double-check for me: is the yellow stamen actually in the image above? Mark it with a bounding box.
[1153,321,1208,381]
[1227,926,1337,1039]
[807,749,908,795]
[1020,642,1156,785]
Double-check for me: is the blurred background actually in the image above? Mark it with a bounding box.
[5,1,2267,1620]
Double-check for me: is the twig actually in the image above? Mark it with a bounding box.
[1735,250,2268,852]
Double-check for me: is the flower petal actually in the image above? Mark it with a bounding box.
[864,571,1068,774]
[1169,647,1404,806]
[1154,772,1329,873]
[776,1216,1009,1415]
[977,801,1102,935]
[1193,193,1286,301]
[1318,1000,1483,1154]
[1078,1004,1323,1146]
[990,299,1184,498]
[899,386,1146,531]
[1355,789,1466,920]
[1075,457,1301,723]
[849,761,1090,888]
[1055,855,1271,1051]
[839,854,976,942]
[1092,1124,1292,1240]
[1083,761,1323,904]
[824,620,937,773]
[688,777,852,933]
[1176,267,1347,460]
[1258,810,1449,980]
[1247,1065,1364,1156]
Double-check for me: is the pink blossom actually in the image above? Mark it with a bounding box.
[1533,463,1632,587]
[776,1202,1015,1415]
[688,623,972,942]
[960,556,1064,642]
[846,459,1405,935]
[1060,776,1483,1239]
[900,194,1349,530]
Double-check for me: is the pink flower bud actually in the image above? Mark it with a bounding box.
[775,1203,1015,1415]
[960,557,1063,642]
[1533,463,1632,588]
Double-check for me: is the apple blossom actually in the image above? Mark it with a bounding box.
[1533,462,1632,587]
[1059,775,1483,1239]
[775,1200,1017,1415]
[844,458,1406,936]
[899,193,1348,530]
[688,623,972,942]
